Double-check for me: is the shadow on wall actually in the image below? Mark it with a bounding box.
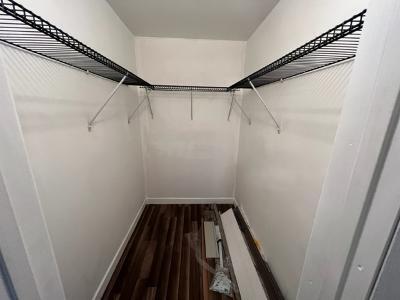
[244,60,353,143]
[2,45,139,133]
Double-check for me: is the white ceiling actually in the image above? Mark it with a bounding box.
[107,0,278,41]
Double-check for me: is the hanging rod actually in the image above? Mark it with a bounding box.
[229,9,366,90]
[0,0,151,86]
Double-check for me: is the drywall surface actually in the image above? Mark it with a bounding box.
[235,1,368,299]
[135,37,245,199]
[1,0,145,299]
[298,1,400,298]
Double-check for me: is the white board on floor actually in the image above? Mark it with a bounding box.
[221,209,268,300]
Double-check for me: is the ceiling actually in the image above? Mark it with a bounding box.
[107,0,278,41]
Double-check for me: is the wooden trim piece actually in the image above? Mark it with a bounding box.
[233,207,285,300]
[213,205,242,300]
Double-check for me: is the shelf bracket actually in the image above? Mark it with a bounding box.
[190,90,193,120]
[227,91,251,125]
[88,75,127,131]
[248,80,280,134]
[128,87,154,122]
[128,93,147,123]
[227,91,235,121]
[145,88,154,119]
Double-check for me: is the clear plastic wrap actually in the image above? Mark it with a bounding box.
[210,266,233,297]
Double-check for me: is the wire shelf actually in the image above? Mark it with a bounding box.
[0,0,366,92]
[0,0,151,86]
[229,9,366,90]
[151,85,230,92]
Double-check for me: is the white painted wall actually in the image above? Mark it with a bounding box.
[0,53,65,299]
[1,0,145,299]
[135,37,246,200]
[298,0,400,298]
[235,1,369,299]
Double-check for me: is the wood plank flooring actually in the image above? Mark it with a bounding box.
[102,204,235,300]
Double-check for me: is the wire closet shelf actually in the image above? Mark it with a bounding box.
[0,0,151,86]
[0,0,366,92]
[229,9,366,90]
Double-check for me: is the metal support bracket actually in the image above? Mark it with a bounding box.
[128,87,154,122]
[248,80,280,133]
[145,88,154,119]
[128,94,147,123]
[190,90,193,120]
[88,75,127,131]
[227,91,251,125]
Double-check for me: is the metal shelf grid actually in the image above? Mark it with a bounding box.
[229,9,366,90]
[0,0,366,92]
[0,0,151,86]
[151,85,230,92]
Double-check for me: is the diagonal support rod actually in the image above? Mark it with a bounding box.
[227,91,235,121]
[248,80,280,133]
[227,91,251,125]
[128,94,147,123]
[145,88,154,119]
[88,75,127,131]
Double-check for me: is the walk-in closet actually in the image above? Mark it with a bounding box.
[1,0,400,299]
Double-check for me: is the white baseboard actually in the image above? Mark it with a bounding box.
[92,200,146,300]
[145,197,236,205]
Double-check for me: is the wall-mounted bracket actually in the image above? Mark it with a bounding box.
[88,75,127,132]
[248,80,280,133]
[227,91,251,125]
[227,92,235,121]
[128,87,154,122]
[145,88,154,119]
[190,90,193,120]
[128,94,147,123]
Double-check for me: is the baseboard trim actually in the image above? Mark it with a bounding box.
[145,197,236,205]
[92,200,146,300]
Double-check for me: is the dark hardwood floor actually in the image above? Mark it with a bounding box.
[102,204,235,300]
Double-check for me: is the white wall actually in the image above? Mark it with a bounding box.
[0,53,65,300]
[235,1,368,299]
[1,0,145,299]
[135,37,246,200]
[298,0,400,298]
